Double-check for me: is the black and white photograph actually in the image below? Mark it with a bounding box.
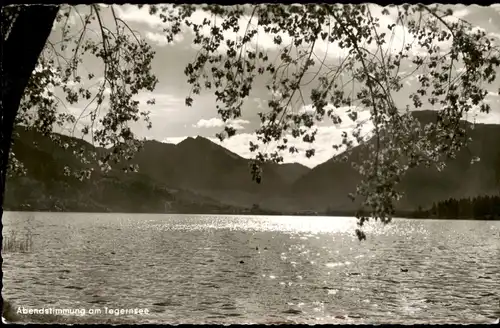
[1,2,500,324]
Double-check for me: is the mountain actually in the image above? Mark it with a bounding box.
[291,110,500,212]
[5,110,499,215]
[272,162,311,185]
[4,127,310,213]
[5,127,234,213]
[122,135,310,208]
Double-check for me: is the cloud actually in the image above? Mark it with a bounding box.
[51,6,77,31]
[163,98,500,168]
[228,119,251,130]
[358,5,484,57]
[451,8,470,19]
[363,5,416,55]
[115,4,289,53]
[163,136,188,144]
[145,31,184,46]
[114,4,185,46]
[115,3,489,65]
[253,97,265,110]
[185,9,295,54]
[160,107,500,168]
[131,92,185,117]
[193,118,225,128]
[113,4,166,30]
[298,104,372,129]
[464,108,500,125]
[166,118,373,168]
[193,118,250,130]
[425,98,500,125]
[185,105,375,168]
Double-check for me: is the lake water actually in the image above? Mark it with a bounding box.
[2,212,499,324]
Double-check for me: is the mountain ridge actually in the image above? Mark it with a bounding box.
[291,110,500,212]
[5,110,500,214]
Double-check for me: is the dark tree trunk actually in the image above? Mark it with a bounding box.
[1,4,59,309]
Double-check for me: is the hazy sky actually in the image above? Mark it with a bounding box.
[46,4,500,168]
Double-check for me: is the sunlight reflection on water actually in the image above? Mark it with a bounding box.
[2,212,499,325]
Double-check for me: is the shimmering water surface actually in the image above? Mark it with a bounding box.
[2,212,499,324]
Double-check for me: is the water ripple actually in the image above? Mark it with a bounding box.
[3,212,499,324]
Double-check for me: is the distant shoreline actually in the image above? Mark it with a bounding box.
[3,209,499,221]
